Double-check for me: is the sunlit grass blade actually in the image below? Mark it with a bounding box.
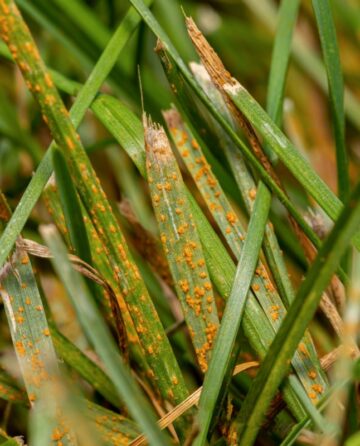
[0,0,188,410]
[0,0,150,270]
[312,0,349,202]
[193,181,269,445]
[233,179,360,446]
[144,115,219,373]
[41,224,170,446]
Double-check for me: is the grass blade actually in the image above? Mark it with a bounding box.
[144,116,219,373]
[233,180,360,445]
[194,181,269,445]
[266,0,300,131]
[41,224,169,446]
[0,194,74,445]
[312,0,349,201]
[52,148,92,264]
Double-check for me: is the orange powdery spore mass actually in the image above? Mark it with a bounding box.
[144,115,219,372]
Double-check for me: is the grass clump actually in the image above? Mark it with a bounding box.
[0,0,359,445]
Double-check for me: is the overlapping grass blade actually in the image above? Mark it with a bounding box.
[193,181,269,445]
[128,0,360,251]
[0,2,188,412]
[0,365,142,444]
[41,225,169,446]
[144,116,219,373]
[164,106,327,401]
[43,183,150,374]
[233,179,360,445]
[312,0,349,201]
[93,94,316,421]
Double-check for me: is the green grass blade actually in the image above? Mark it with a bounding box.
[156,44,322,252]
[233,180,360,445]
[49,326,121,408]
[0,365,142,444]
[224,81,354,235]
[312,0,349,201]
[194,181,269,445]
[41,225,170,446]
[0,1,149,270]
[52,148,92,263]
[266,0,300,131]
[144,116,219,373]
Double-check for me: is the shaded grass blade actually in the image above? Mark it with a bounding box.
[41,225,169,446]
[242,0,360,131]
[312,0,349,201]
[52,148,92,264]
[233,180,360,445]
[266,0,300,132]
